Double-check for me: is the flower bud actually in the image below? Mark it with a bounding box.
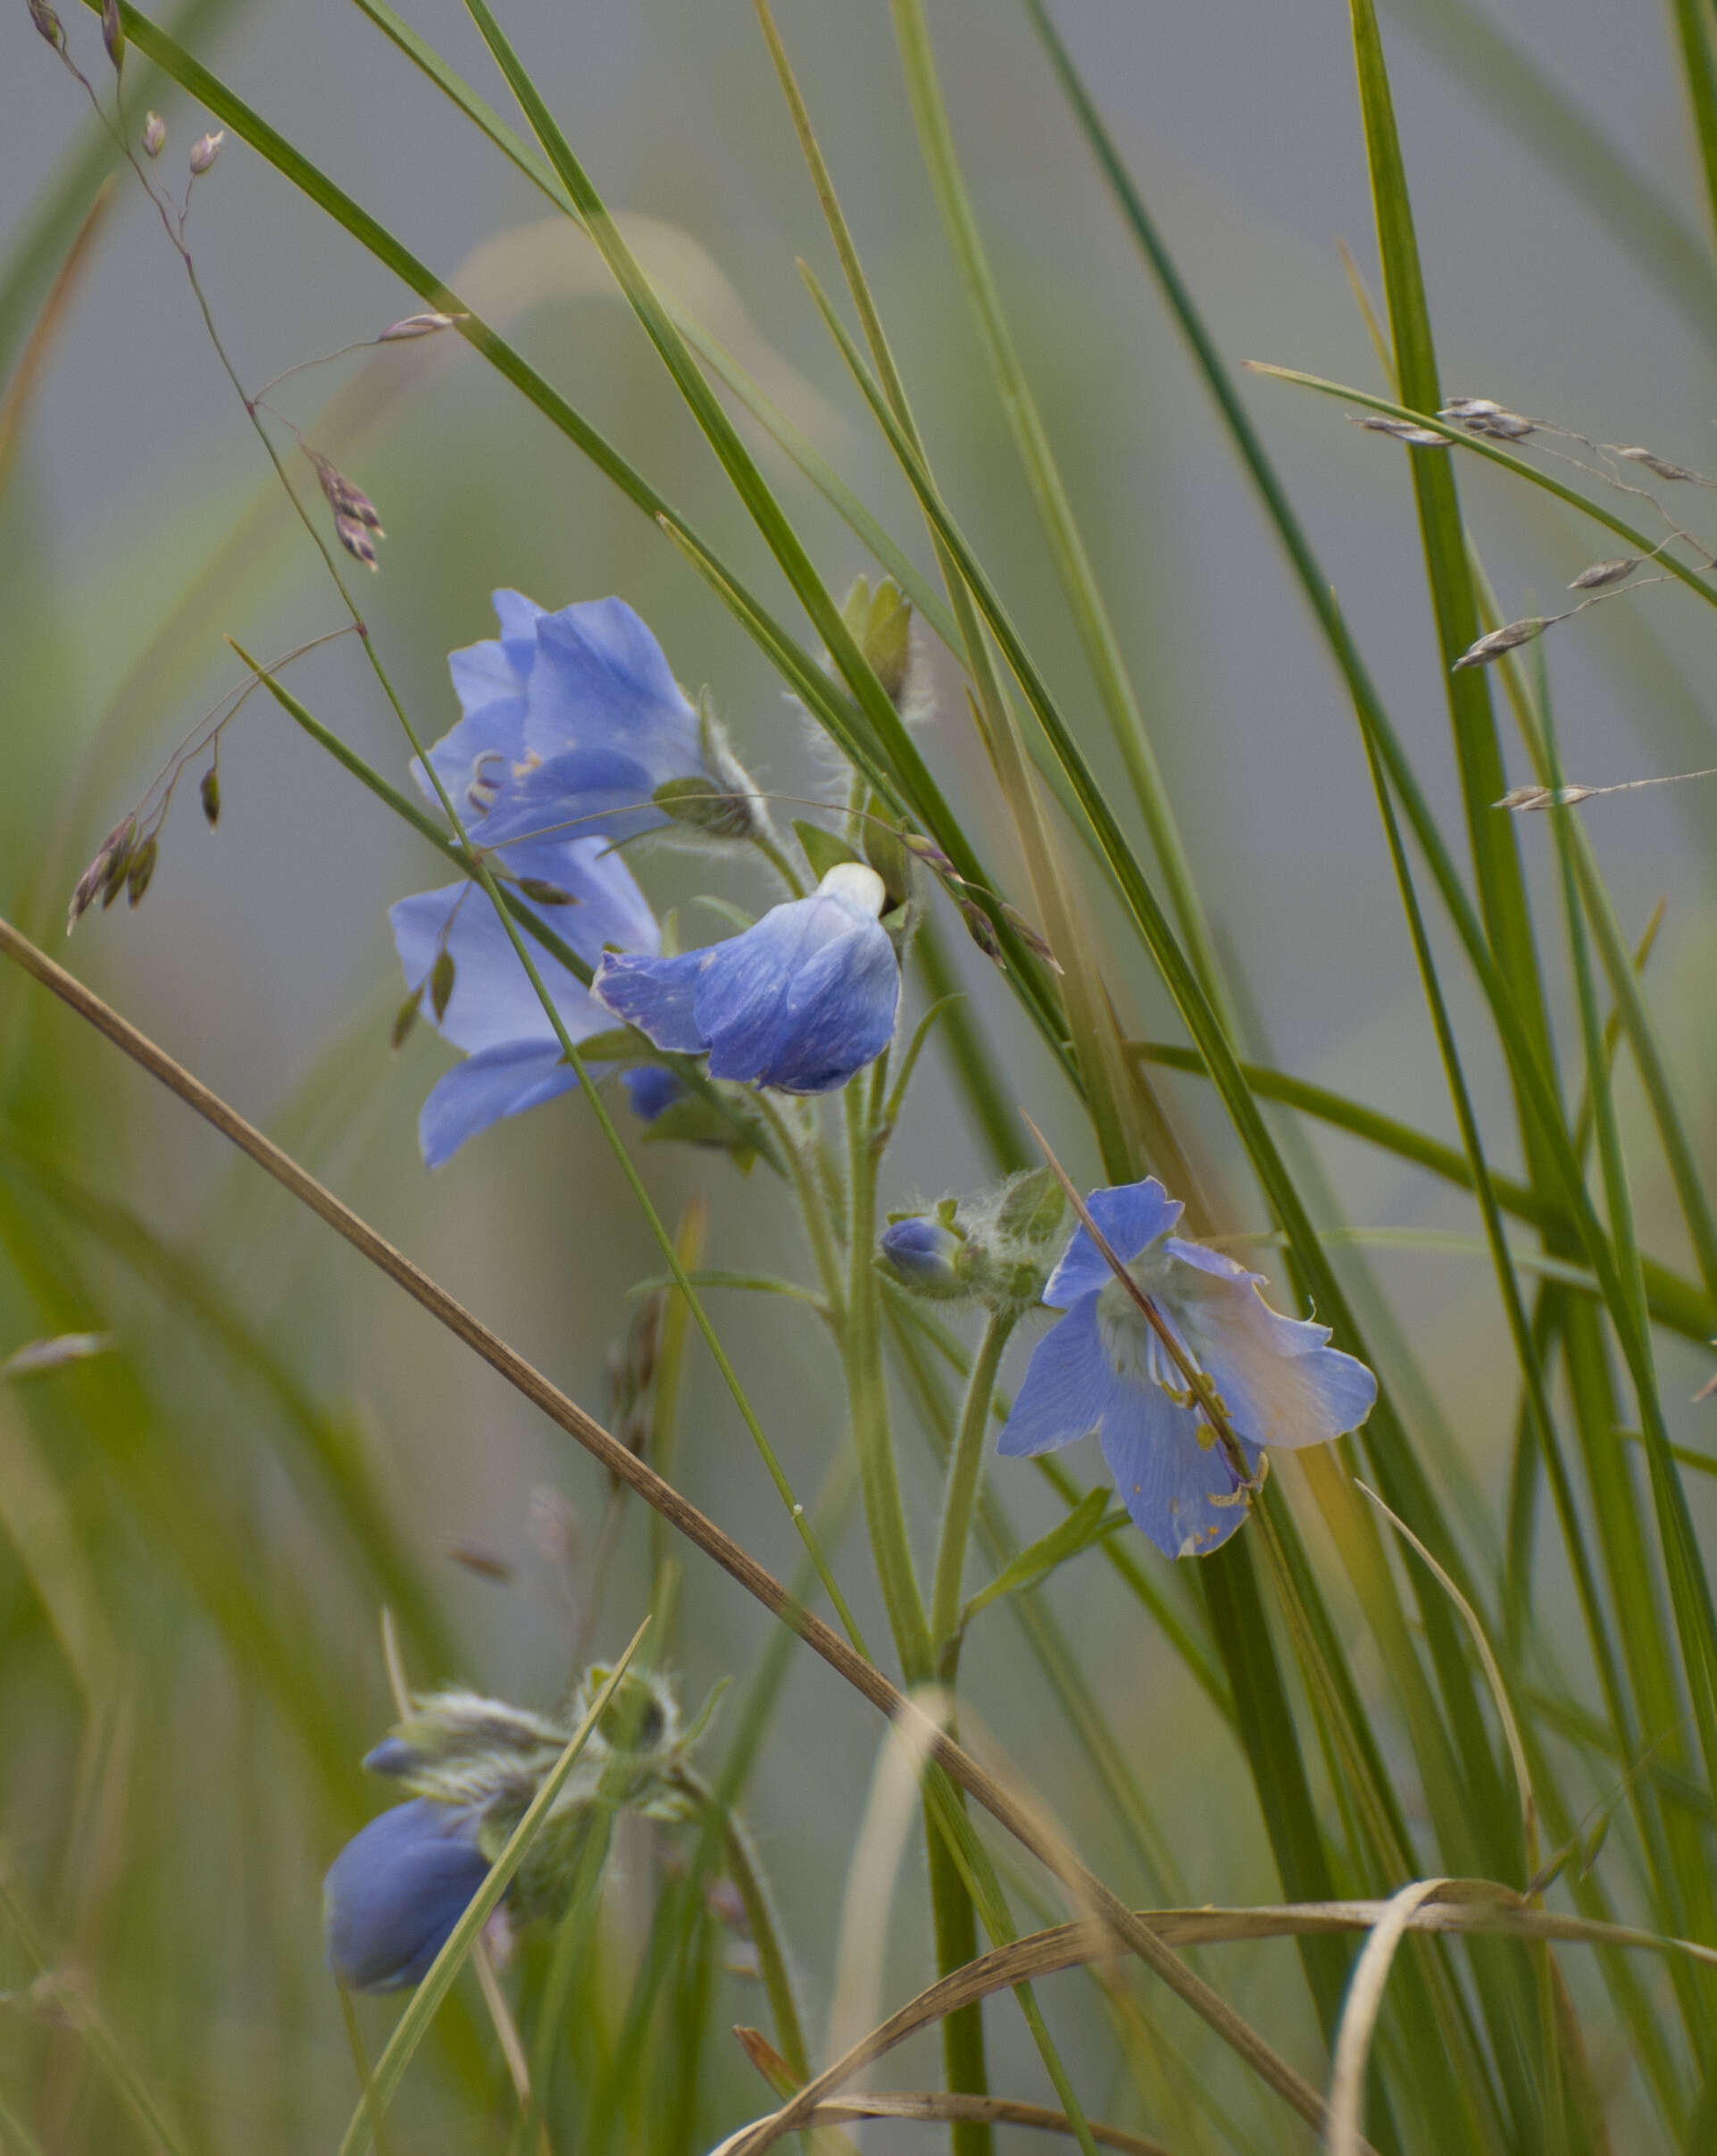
[26,0,64,51]
[429,949,455,1023]
[100,0,121,70]
[878,1215,966,1298]
[334,512,379,570]
[188,129,223,176]
[142,111,165,157]
[124,834,157,907]
[199,764,221,828]
[839,574,915,706]
[516,877,577,907]
[379,311,467,340]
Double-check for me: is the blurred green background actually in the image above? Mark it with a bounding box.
[3,1,1716,2148]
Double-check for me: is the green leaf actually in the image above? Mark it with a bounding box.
[959,1487,1116,1626]
[791,818,859,883]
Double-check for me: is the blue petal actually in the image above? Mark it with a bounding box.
[593,949,708,1054]
[323,1800,488,1993]
[392,890,588,1057]
[1096,1378,1261,1560]
[1043,1178,1184,1308]
[490,587,546,666]
[477,745,665,854]
[623,1065,686,1122]
[523,597,702,777]
[696,892,899,1092]
[363,1738,418,1776]
[996,1293,1115,1458]
[1160,1240,1378,1448]
[391,848,654,1064]
[419,1044,579,1167]
[879,1216,963,1289]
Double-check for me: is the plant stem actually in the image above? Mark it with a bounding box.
[929,1308,1015,1659]
[923,1784,993,2156]
[842,1082,930,1681]
[673,1767,810,2084]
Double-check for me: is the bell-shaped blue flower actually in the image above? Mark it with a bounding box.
[592,863,900,1095]
[998,1178,1377,1559]
[390,835,659,1167]
[323,1799,489,1993]
[415,590,756,861]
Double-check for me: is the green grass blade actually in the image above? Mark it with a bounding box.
[1380,0,1717,338]
[889,0,1227,1024]
[1666,0,1717,249]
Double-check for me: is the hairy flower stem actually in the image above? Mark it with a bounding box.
[929,1308,1016,1662]
[842,1082,930,1682]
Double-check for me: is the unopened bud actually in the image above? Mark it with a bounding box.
[1608,445,1703,483]
[839,574,914,706]
[199,764,221,828]
[1454,618,1550,670]
[390,984,423,1049]
[379,311,467,340]
[1354,414,1450,448]
[188,130,223,177]
[124,834,157,908]
[429,949,455,1023]
[26,0,64,50]
[877,1216,965,1298]
[315,457,384,533]
[1569,557,1638,591]
[142,111,165,158]
[334,512,379,570]
[900,830,959,880]
[68,815,135,934]
[516,877,577,907]
[1001,901,1060,972]
[100,0,121,69]
[960,898,1004,963]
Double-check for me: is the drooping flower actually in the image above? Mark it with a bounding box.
[415,590,761,862]
[323,1798,488,1993]
[390,835,658,1167]
[998,1177,1377,1559]
[592,862,900,1095]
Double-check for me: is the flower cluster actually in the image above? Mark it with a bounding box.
[997,1178,1377,1558]
[324,1669,694,1993]
[390,591,909,1159]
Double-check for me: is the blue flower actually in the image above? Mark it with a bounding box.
[592,863,900,1095]
[323,1799,489,1993]
[390,836,659,1167]
[622,1065,687,1123]
[415,590,755,860]
[998,1178,1377,1559]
